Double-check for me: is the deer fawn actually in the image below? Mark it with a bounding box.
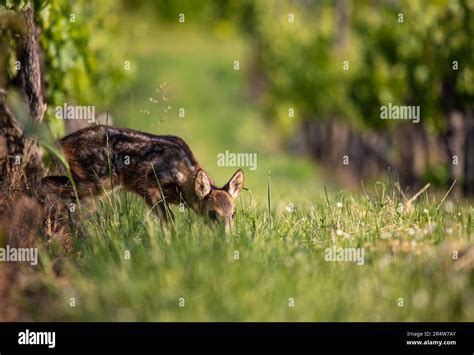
[42,125,244,231]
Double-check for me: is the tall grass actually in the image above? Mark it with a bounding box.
[28,182,474,321]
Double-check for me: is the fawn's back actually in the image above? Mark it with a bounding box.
[52,125,200,201]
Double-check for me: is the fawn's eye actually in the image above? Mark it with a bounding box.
[232,212,236,219]
[208,210,217,221]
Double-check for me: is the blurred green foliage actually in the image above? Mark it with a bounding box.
[248,0,474,133]
[2,0,129,136]
[120,0,473,137]
[124,0,256,30]
[350,0,474,131]
[250,1,357,133]
[6,0,471,138]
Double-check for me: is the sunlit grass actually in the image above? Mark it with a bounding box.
[31,183,474,321]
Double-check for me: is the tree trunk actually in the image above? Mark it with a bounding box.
[17,8,46,123]
[0,89,24,161]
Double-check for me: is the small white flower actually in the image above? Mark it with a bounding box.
[397,203,404,213]
[423,209,428,214]
[408,228,415,236]
[336,202,343,208]
[336,229,343,236]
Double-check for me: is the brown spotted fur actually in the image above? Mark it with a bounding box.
[42,125,244,230]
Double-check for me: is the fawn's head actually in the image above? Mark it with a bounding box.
[194,169,244,231]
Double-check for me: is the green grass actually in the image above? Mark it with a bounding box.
[30,185,473,321]
[18,22,473,321]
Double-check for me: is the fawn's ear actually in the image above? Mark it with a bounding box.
[194,169,212,200]
[225,169,244,199]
